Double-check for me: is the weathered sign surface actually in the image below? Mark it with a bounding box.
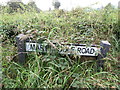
[59,45,99,56]
[26,42,100,56]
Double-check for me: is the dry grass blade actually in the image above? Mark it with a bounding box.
[46,39,58,49]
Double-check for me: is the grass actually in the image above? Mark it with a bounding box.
[1,7,120,88]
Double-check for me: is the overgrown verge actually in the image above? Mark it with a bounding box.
[0,7,120,88]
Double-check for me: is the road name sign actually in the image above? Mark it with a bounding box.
[16,34,111,70]
[25,42,100,56]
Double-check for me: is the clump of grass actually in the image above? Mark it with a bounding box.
[2,55,120,88]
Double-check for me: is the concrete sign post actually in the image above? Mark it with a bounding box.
[97,41,111,70]
[16,34,27,64]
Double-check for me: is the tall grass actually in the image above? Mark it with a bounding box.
[1,7,120,88]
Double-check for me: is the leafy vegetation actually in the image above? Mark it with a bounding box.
[0,4,120,88]
[0,0,40,14]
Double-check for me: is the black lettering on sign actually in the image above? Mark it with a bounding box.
[71,47,75,54]
[86,48,90,54]
[37,44,44,51]
[82,48,87,54]
[77,47,96,55]
[30,44,36,50]
[77,48,81,53]
[90,48,95,54]
[65,48,69,52]
[71,47,75,51]
[37,44,40,50]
